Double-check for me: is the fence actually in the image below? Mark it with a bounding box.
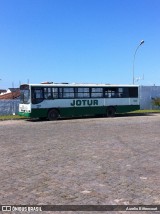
[0,99,20,116]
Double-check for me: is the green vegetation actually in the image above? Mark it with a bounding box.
[152,97,160,108]
[130,109,160,113]
[0,115,27,121]
[117,109,160,117]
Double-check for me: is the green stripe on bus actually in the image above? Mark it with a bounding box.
[19,105,140,118]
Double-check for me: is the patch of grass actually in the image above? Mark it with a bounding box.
[130,109,160,114]
[119,109,160,117]
[0,115,27,121]
[117,109,160,117]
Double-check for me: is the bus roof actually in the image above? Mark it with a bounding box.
[21,83,139,87]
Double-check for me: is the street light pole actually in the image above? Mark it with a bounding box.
[133,40,144,84]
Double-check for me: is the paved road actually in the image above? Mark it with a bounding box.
[0,115,160,213]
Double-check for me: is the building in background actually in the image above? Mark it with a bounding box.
[0,88,20,99]
[0,89,7,95]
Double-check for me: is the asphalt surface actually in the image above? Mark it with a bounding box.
[0,114,160,214]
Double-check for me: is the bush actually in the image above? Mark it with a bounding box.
[152,97,160,108]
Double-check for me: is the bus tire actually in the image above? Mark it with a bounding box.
[106,107,115,117]
[48,109,59,121]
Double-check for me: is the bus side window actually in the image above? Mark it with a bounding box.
[91,88,103,98]
[63,88,74,98]
[48,88,52,99]
[104,90,108,97]
[52,87,58,98]
[31,88,44,104]
[77,88,90,98]
[44,88,48,99]
[129,87,138,97]
[43,87,52,99]
[104,88,118,98]
[58,88,63,98]
[118,88,123,97]
[123,88,129,98]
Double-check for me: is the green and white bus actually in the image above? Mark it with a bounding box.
[19,83,140,120]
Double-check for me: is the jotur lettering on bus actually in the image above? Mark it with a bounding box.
[71,100,98,106]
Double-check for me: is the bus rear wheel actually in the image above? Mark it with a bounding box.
[106,107,115,117]
[48,109,59,121]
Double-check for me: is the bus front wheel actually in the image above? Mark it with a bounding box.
[106,107,115,117]
[48,109,59,121]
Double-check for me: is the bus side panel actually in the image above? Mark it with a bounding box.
[31,108,49,118]
[104,97,140,113]
[59,106,107,118]
[20,97,140,119]
[19,108,48,118]
[116,105,140,113]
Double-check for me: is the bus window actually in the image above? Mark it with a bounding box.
[63,88,74,98]
[48,88,52,99]
[44,88,48,99]
[77,88,90,98]
[118,87,128,97]
[58,88,63,98]
[104,88,117,98]
[43,87,52,99]
[52,87,58,98]
[118,88,123,97]
[31,87,44,104]
[91,88,103,98]
[129,87,138,97]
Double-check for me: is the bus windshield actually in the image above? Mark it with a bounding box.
[20,85,30,104]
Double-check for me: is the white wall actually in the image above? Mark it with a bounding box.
[140,86,160,109]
